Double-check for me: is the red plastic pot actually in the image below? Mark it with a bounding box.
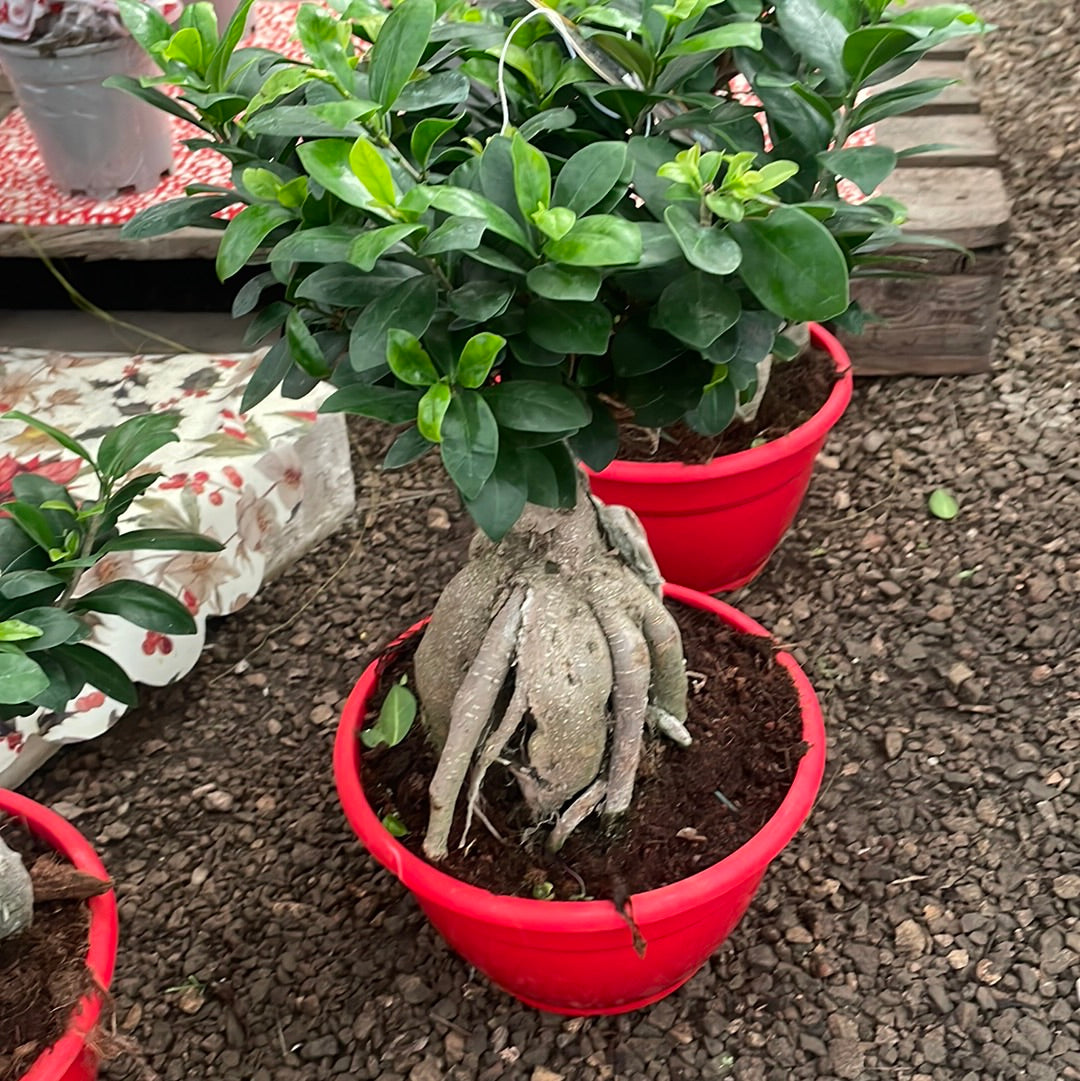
[0,790,118,1081]
[334,584,826,1015]
[586,323,853,594]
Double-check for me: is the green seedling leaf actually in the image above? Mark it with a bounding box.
[417,383,452,442]
[928,488,959,520]
[387,329,440,387]
[382,812,409,837]
[361,678,417,748]
[0,619,44,643]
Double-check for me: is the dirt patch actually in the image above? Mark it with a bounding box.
[0,825,102,1081]
[617,348,838,464]
[361,603,806,901]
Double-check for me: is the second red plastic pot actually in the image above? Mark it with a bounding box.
[334,585,826,1015]
[586,324,853,594]
[0,789,118,1081]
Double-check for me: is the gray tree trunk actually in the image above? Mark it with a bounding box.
[0,834,33,941]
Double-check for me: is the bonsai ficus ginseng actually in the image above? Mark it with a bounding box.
[114,0,984,862]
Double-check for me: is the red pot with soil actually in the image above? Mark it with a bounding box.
[334,584,826,1015]
[0,790,118,1081]
[585,323,853,594]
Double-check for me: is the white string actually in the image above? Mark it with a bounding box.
[498,5,622,134]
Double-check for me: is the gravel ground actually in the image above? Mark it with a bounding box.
[22,3,1080,1078]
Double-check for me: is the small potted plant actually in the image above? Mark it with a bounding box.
[0,0,185,197]
[0,410,221,1077]
[111,0,981,1012]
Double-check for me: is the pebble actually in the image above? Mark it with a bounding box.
[895,918,928,957]
[1052,874,1080,900]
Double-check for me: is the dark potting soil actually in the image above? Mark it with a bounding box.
[0,824,105,1081]
[617,348,838,464]
[361,603,807,902]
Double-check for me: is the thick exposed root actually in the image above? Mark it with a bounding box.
[0,834,33,941]
[413,494,690,858]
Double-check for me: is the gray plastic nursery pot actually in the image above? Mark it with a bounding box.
[0,34,173,199]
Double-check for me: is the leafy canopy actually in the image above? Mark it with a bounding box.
[117,0,986,539]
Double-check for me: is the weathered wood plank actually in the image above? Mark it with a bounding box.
[0,223,224,260]
[879,167,1009,250]
[879,112,999,168]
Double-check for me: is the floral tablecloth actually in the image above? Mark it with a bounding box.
[0,349,354,787]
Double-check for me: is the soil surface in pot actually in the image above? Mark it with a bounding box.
[0,823,106,1081]
[361,604,807,901]
[616,348,837,464]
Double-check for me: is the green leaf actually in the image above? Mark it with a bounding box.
[381,812,409,837]
[730,207,849,321]
[217,204,292,280]
[448,282,513,324]
[416,383,452,442]
[383,425,434,468]
[121,194,232,239]
[462,449,528,542]
[417,216,486,257]
[362,680,417,747]
[531,207,577,242]
[0,618,44,643]
[71,581,197,635]
[663,205,742,275]
[653,272,740,349]
[96,413,181,482]
[270,226,357,266]
[4,503,57,553]
[0,651,48,705]
[509,132,551,221]
[542,216,642,267]
[774,0,849,89]
[457,333,505,389]
[1,410,92,464]
[685,379,737,435]
[241,340,293,412]
[419,187,534,252]
[12,608,88,651]
[348,275,438,375]
[243,100,378,137]
[321,384,421,423]
[163,26,205,71]
[483,382,590,433]
[842,25,920,82]
[440,392,499,500]
[206,0,255,88]
[387,330,439,386]
[848,77,955,129]
[104,76,212,134]
[348,224,424,271]
[817,146,897,196]
[550,143,627,219]
[349,137,397,206]
[297,139,384,210]
[243,66,329,119]
[928,488,959,520]
[410,114,464,169]
[0,570,64,601]
[395,71,469,112]
[295,2,353,87]
[660,22,763,58]
[286,308,332,378]
[100,530,223,554]
[525,264,601,302]
[116,0,173,54]
[526,300,612,356]
[53,643,137,706]
[368,0,436,111]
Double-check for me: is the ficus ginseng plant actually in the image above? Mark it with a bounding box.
[114,0,985,859]
[0,411,222,941]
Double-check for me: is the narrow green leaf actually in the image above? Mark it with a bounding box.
[216,204,292,281]
[1,410,92,464]
[552,141,628,215]
[440,392,499,500]
[368,0,436,110]
[100,529,224,554]
[348,224,424,272]
[509,132,551,221]
[4,503,58,553]
[322,384,422,423]
[0,570,65,601]
[483,382,590,433]
[349,137,397,206]
[98,413,181,481]
[53,643,137,706]
[410,114,463,169]
[387,330,439,387]
[286,308,332,378]
[241,339,293,412]
[661,22,763,59]
[417,384,452,442]
[72,581,197,635]
[457,333,505,389]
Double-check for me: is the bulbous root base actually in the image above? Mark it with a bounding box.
[414,495,690,861]
[0,834,33,941]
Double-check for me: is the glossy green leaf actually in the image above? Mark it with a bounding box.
[269,225,357,266]
[542,216,642,267]
[240,340,292,412]
[774,0,849,89]
[457,333,505,389]
[483,382,590,433]
[531,207,577,242]
[13,608,88,651]
[730,207,849,321]
[321,384,422,423]
[419,187,534,252]
[660,22,763,59]
[96,413,180,481]
[817,145,897,195]
[347,275,438,375]
[387,329,439,386]
[348,224,424,271]
[417,216,486,256]
[0,619,43,643]
[243,100,379,137]
[653,272,740,349]
[216,204,292,280]
[448,282,513,324]
[0,570,64,601]
[663,205,742,275]
[120,195,232,240]
[383,425,434,467]
[395,71,469,112]
[368,0,436,110]
[416,383,452,442]
[286,308,332,378]
[297,139,383,210]
[410,114,463,169]
[525,264,601,302]
[53,643,137,706]
[551,141,628,216]
[362,680,417,747]
[1,411,92,464]
[105,76,212,133]
[72,581,197,635]
[349,137,397,206]
[685,379,737,435]
[116,0,173,53]
[243,66,330,118]
[525,300,612,356]
[849,77,954,129]
[842,25,919,81]
[509,132,551,221]
[440,392,499,500]
[462,449,528,541]
[101,530,223,555]
[0,651,48,705]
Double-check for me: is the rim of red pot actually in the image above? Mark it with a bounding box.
[0,788,119,1081]
[584,322,852,485]
[334,584,826,935]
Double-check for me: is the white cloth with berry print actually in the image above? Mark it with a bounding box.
[0,348,355,788]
